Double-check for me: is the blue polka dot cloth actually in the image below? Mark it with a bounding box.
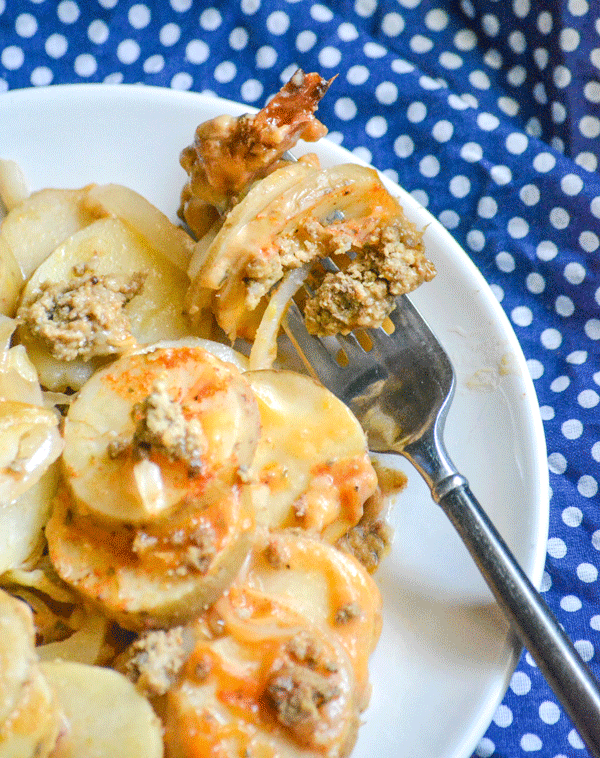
[2,0,600,756]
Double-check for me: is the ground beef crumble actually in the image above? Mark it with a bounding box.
[118,626,191,698]
[18,264,145,361]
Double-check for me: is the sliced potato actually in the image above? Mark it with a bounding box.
[246,369,378,541]
[84,183,194,273]
[165,599,359,758]
[17,217,195,392]
[0,187,99,279]
[0,462,59,575]
[0,401,62,504]
[0,159,29,212]
[0,236,23,317]
[0,590,60,758]
[41,661,163,758]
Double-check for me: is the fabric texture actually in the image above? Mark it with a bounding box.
[2,1,600,756]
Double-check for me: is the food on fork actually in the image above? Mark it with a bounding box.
[0,68,434,757]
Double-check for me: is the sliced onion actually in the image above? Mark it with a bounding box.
[0,159,30,212]
[132,458,168,518]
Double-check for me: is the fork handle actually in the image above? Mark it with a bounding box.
[436,474,600,757]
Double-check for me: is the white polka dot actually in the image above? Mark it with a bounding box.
[447,93,470,110]
[562,419,583,439]
[537,240,558,261]
[410,34,434,53]
[513,0,530,18]
[364,41,388,59]
[561,595,582,612]
[57,0,80,24]
[511,671,532,695]
[569,0,589,13]
[554,65,572,88]
[563,506,583,527]
[507,64,527,86]
[381,12,405,36]
[160,23,181,46]
[512,306,533,326]
[484,49,503,69]
[129,4,151,29]
[449,175,470,198]
[419,155,440,178]
[266,10,289,34]
[533,152,556,172]
[580,231,600,253]
[439,51,463,69]
[365,116,388,138]
[527,359,544,380]
[560,173,584,196]
[432,120,453,142]
[296,30,316,52]
[584,81,600,103]
[539,701,560,724]
[575,152,598,172]
[520,184,541,206]
[541,328,562,349]
[460,142,483,162]
[170,0,191,10]
[509,30,527,54]
[103,72,123,83]
[241,0,260,13]
[490,284,504,302]
[239,78,262,102]
[411,189,429,207]
[577,562,598,582]
[526,273,545,294]
[1,45,24,70]
[390,58,414,75]
[548,537,567,558]
[334,97,357,121]
[560,27,580,52]
[520,733,542,751]
[508,217,529,238]
[394,135,414,158]
[438,210,459,228]
[375,81,398,105]
[256,45,277,68]
[74,53,97,77]
[580,115,600,139]
[496,252,515,273]
[568,729,585,749]
[467,230,485,252]
[575,639,595,661]
[555,295,575,317]
[533,82,548,104]
[526,117,542,137]
[355,0,377,16]
[477,112,500,131]
[30,66,53,86]
[550,207,570,229]
[551,376,570,393]
[170,71,193,90]
[143,54,164,74]
[478,196,497,218]
[475,738,496,758]
[586,319,600,340]
[407,102,427,123]
[454,28,478,51]
[345,65,368,86]
[537,11,553,34]
[493,704,513,727]
[490,165,512,185]
[579,389,599,408]
[425,8,448,31]
[506,132,528,154]
[337,22,359,41]
[533,47,549,69]
[319,46,342,67]
[15,13,37,38]
[579,475,598,498]
[539,405,554,420]
[88,19,109,44]
[481,13,500,36]
[567,350,587,365]
[214,61,236,83]
[229,27,249,50]
[548,452,567,475]
[470,70,491,89]
[117,39,140,64]
[592,615,600,631]
[497,98,519,118]
[564,262,586,284]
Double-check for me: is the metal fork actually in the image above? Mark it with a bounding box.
[284,291,600,757]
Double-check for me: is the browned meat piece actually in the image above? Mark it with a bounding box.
[179,69,334,220]
[18,264,145,361]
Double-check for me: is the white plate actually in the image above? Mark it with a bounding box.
[0,84,549,758]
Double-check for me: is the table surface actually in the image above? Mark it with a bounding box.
[2,2,600,757]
